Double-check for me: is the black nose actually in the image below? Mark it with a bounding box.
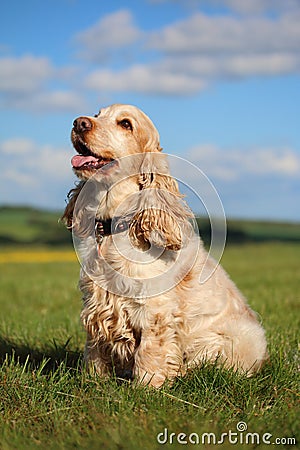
[73,117,93,133]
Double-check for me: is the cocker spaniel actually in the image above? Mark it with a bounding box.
[63,104,267,387]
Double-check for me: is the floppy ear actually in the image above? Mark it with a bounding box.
[129,153,192,251]
[137,109,162,153]
[61,181,85,230]
[61,180,100,239]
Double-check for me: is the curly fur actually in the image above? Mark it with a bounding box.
[63,104,268,387]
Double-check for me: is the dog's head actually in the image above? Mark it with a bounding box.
[64,104,192,251]
[71,103,162,181]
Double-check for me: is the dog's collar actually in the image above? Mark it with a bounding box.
[95,217,129,244]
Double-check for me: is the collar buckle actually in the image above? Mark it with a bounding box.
[95,217,129,245]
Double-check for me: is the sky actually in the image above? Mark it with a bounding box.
[0,0,300,221]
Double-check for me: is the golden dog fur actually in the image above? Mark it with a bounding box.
[63,104,268,387]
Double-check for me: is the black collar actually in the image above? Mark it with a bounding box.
[95,217,130,243]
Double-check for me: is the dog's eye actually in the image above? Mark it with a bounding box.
[118,119,133,131]
[94,111,101,118]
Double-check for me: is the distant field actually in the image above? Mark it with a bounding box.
[1,205,300,247]
[0,206,299,449]
[0,206,71,246]
[0,248,76,264]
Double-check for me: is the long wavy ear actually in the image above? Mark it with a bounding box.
[61,179,105,241]
[61,181,85,230]
[129,153,192,251]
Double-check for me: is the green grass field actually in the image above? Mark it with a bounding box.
[1,206,300,247]
[0,243,299,449]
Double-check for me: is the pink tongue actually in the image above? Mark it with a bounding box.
[71,155,98,168]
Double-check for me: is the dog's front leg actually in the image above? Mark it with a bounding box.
[133,315,183,388]
[83,334,113,376]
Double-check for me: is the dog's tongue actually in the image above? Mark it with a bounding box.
[71,155,98,168]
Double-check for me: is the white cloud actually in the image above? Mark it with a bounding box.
[33,90,85,112]
[222,53,299,77]
[171,144,300,220]
[2,89,86,114]
[0,137,73,187]
[0,137,76,208]
[0,55,53,93]
[2,8,300,104]
[150,0,300,15]
[4,168,37,188]
[84,50,300,96]
[1,6,300,109]
[222,0,300,14]
[75,9,142,62]
[81,9,300,97]
[151,11,300,86]
[148,12,300,55]
[162,52,300,80]
[0,54,86,113]
[1,137,35,155]
[187,145,300,181]
[11,90,86,113]
[1,137,299,219]
[260,149,300,176]
[85,63,206,95]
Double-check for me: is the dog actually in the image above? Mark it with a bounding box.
[62,104,268,387]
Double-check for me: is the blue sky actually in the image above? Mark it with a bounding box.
[1,0,300,221]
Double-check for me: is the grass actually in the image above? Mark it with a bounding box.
[0,243,299,449]
[1,205,300,247]
[0,206,71,246]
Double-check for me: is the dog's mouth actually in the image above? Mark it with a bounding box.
[71,140,116,172]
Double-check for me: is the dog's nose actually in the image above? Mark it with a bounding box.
[73,117,93,133]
